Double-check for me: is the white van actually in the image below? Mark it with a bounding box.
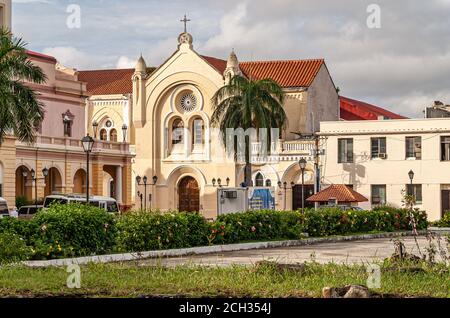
[43,194,120,214]
[0,197,9,218]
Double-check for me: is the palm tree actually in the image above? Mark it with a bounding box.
[211,75,287,186]
[0,28,46,145]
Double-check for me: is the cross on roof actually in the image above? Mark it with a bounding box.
[180,14,191,33]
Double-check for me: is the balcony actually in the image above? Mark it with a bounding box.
[250,140,316,163]
[16,135,131,155]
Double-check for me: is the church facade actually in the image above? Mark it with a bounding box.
[81,31,340,219]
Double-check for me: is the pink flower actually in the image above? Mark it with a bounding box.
[251,226,256,232]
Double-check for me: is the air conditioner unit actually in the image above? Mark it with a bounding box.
[378,153,387,159]
[224,191,238,199]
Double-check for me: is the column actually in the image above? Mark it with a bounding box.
[91,163,103,196]
[115,166,123,204]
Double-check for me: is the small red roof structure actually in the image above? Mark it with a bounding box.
[306,184,368,203]
[340,96,407,121]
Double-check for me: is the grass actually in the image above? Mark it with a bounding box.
[0,262,448,298]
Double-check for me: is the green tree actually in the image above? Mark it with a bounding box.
[211,75,286,186]
[0,28,46,144]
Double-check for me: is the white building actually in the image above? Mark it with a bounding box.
[320,118,450,221]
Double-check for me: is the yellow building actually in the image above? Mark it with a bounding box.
[80,31,340,218]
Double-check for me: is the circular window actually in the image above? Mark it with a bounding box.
[180,93,197,112]
[105,120,113,128]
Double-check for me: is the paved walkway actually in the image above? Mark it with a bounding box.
[137,237,435,267]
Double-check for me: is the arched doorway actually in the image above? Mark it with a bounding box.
[178,176,200,212]
[15,166,32,201]
[44,168,63,196]
[73,169,86,194]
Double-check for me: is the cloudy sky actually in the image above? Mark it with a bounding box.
[11,0,450,117]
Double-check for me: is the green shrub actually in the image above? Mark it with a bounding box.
[214,210,305,244]
[0,217,38,245]
[15,196,29,209]
[30,203,117,259]
[0,232,33,265]
[433,212,450,227]
[115,211,210,252]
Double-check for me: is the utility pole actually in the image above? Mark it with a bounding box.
[313,134,324,210]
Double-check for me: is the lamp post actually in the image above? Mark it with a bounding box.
[137,191,143,210]
[408,169,415,203]
[122,124,128,143]
[299,158,307,213]
[212,177,230,188]
[136,175,158,210]
[82,134,95,204]
[23,168,49,209]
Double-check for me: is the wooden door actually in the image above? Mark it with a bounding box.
[293,185,315,211]
[178,177,200,212]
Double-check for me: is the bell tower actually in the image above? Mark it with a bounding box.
[0,0,12,31]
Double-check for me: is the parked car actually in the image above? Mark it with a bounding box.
[43,194,120,213]
[18,205,43,220]
[0,197,9,218]
[336,205,365,211]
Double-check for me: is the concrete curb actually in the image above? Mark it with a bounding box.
[22,231,426,268]
[429,227,450,235]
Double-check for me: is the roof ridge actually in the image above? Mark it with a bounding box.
[240,58,325,64]
[79,68,135,73]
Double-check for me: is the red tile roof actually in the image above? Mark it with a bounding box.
[240,59,324,87]
[202,55,324,88]
[306,184,368,203]
[26,50,57,64]
[340,96,407,121]
[78,69,135,95]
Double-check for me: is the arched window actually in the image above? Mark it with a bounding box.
[265,179,272,187]
[172,118,184,145]
[110,129,118,142]
[255,173,264,187]
[100,129,107,141]
[192,118,204,145]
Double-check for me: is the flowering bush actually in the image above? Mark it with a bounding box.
[432,212,450,227]
[0,232,33,265]
[213,210,305,244]
[30,203,117,259]
[115,211,210,252]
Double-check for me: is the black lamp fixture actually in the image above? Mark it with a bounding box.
[81,134,95,204]
[23,167,49,209]
[122,124,128,142]
[136,174,158,210]
[92,121,99,139]
[408,170,415,184]
[299,158,308,213]
[212,177,230,187]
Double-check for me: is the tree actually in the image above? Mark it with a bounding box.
[211,75,286,186]
[0,28,46,145]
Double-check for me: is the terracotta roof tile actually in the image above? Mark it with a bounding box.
[202,55,324,88]
[306,184,368,203]
[78,69,135,95]
[340,96,407,121]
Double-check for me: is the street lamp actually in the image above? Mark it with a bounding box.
[136,175,158,210]
[212,177,230,187]
[23,168,49,210]
[408,169,415,202]
[122,124,128,143]
[92,121,99,139]
[81,134,95,204]
[137,191,143,210]
[299,158,307,213]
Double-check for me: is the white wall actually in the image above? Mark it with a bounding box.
[320,118,450,221]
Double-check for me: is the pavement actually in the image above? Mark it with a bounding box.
[136,236,438,267]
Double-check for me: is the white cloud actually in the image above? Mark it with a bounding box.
[116,56,136,69]
[42,46,92,70]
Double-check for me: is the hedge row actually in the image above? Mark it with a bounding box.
[0,204,428,263]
